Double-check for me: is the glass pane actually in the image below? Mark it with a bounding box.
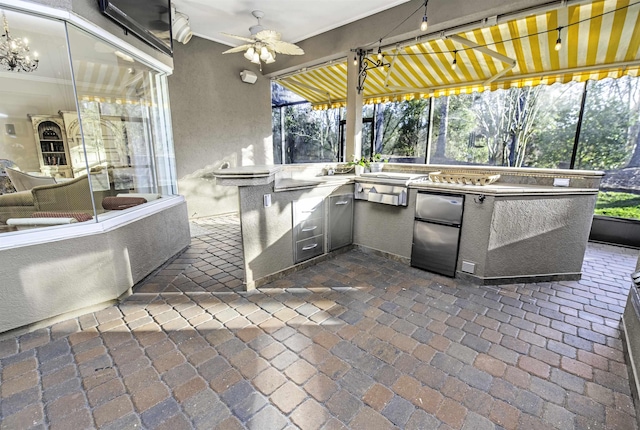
[526,82,583,169]
[272,107,282,164]
[0,10,92,234]
[282,104,341,163]
[374,100,429,163]
[577,76,640,220]
[361,120,373,161]
[66,24,176,220]
[431,84,582,168]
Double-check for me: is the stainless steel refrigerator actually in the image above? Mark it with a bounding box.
[411,192,465,277]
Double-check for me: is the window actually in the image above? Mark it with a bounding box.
[578,77,640,220]
[272,82,343,164]
[370,100,430,163]
[0,8,177,235]
[272,75,639,220]
[431,83,583,168]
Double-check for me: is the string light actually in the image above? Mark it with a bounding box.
[353,55,358,66]
[420,0,429,31]
[345,0,633,81]
[555,27,563,51]
[452,50,457,70]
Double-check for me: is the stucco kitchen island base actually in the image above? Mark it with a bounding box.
[215,164,602,290]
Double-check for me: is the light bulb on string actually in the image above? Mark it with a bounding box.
[353,55,358,66]
[420,1,429,32]
[555,27,562,51]
[452,50,458,70]
[377,41,383,61]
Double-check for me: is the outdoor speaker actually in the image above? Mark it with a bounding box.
[240,70,258,84]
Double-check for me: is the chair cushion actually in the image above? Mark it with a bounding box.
[32,211,93,222]
[116,193,161,201]
[0,190,34,206]
[102,196,147,210]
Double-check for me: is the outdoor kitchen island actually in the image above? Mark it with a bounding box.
[213,164,603,290]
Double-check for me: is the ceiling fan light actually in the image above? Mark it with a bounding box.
[265,55,275,64]
[260,46,270,61]
[244,47,255,61]
[251,52,261,64]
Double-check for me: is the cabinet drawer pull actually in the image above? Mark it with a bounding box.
[301,226,318,232]
[335,201,350,205]
[302,244,318,251]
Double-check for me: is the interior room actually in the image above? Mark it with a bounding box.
[0,0,639,429]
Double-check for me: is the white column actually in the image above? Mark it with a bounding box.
[345,52,363,162]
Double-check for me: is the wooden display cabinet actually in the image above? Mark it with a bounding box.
[28,114,72,178]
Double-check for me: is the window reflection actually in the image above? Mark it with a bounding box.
[66,24,175,220]
[0,8,176,234]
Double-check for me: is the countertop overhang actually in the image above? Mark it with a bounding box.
[213,165,282,186]
[213,164,602,196]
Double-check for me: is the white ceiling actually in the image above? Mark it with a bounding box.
[171,0,412,46]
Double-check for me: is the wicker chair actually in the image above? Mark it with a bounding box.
[5,167,56,192]
[0,175,93,223]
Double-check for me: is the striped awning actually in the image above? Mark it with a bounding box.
[277,0,640,109]
[73,60,154,104]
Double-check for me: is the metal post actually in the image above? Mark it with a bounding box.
[425,97,434,164]
[570,81,589,169]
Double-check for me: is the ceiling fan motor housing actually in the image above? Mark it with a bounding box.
[250,10,265,35]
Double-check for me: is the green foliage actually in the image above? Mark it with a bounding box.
[595,191,640,219]
[574,79,635,170]
[347,157,369,168]
[432,94,485,164]
[279,103,342,163]
[376,99,429,157]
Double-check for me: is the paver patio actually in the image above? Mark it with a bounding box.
[0,214,638,429]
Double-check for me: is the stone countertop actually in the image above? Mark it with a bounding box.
[214,164,601,195]
[409,181,598,196]
[272,175,598,196]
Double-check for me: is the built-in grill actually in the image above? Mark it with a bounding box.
[354,172,430,206]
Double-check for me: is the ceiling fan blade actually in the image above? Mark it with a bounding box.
[270,40,304,55]
[255,29,281,43]
[222,44,254,54]
[220,32,256,43]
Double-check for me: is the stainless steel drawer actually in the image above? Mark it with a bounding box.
[293,198,325,222]
[295,234,324,263]
[295,218,324,241]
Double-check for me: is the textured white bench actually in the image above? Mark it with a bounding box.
[7,217,77,230]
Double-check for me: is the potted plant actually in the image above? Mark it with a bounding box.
[347,157,370,175]
[369,153,388,173]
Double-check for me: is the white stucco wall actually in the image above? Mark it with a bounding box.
[169,37,273,218]
[0,200,190,333]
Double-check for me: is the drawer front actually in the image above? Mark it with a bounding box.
[295,218,324,241]
[293,198,325,223]
[295,234,324,263]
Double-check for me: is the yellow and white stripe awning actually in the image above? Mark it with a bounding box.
[277,0,640,109]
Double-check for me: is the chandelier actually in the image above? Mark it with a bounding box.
[0,12,39,72]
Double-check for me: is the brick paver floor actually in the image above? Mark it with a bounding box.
[1,214,638,429]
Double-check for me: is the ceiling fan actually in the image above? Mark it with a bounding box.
[221,10,304,67]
